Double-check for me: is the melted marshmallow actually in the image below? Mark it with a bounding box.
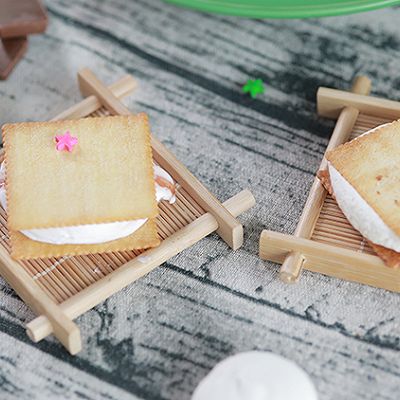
[192,352,318,400]
[0,163,175,245]
[329,123,400,251]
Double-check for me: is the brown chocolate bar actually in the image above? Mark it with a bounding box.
[0,37,27,80]
[0,0,47,38]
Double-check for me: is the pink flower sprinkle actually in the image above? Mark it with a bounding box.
[55,131,78,152]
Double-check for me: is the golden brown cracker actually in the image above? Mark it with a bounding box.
[9,218,159,260]
[326,120,400,236]
[2,114,158,230]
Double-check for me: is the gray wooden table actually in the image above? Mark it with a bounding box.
[0,1,400,399]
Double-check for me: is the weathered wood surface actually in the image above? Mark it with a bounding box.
[1,1,400,399]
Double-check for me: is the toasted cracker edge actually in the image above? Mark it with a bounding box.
[10,218,160,260]
[317,168,400,269]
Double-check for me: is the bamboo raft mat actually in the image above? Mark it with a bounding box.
[260,75,400,292]
[311,113,392,256]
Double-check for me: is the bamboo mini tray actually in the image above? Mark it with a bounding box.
[260,76,400,292]
[0,68,255,354]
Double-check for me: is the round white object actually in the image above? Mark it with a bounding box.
[192,351,318,400]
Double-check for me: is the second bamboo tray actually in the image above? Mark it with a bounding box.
[259,75,400,292]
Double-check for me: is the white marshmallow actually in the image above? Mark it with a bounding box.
[192,352,318,400]
[328,123,400,251]
[0,163,175,245]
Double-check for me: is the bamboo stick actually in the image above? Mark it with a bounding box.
[77,68,244,251]
[350,75,371,95]
[260,230,400,292]
[275,76,371,283]
[317,87,400,120]
[53,75,136,121]
[177,189,203,218]
[21,260,60,303]
[0,244,82,354]
[26,189,255,342]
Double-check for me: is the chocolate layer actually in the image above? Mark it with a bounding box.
[0,37,27,80]
[0,0,47,38]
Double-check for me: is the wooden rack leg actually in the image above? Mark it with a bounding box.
[271,75,371,283]
[77,68,244,251]
[26,190,255,342]
[0,246,81,354]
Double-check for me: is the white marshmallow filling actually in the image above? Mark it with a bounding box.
[328,123,400,252]
[0,164,175,245]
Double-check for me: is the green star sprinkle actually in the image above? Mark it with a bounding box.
[242,78,265,98]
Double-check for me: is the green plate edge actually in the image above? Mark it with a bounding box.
[164,0,400,18]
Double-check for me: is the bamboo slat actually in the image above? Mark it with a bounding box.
[317,87,400,120]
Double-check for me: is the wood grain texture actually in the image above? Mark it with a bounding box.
[1,1,400,399]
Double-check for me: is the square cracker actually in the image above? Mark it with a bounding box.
[326,120,400,236]
[9,218,159,260]
[3,114,158,230]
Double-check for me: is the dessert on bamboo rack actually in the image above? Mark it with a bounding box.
[259,75,400,292]
[318,120,400,269]
[0,68,255,354]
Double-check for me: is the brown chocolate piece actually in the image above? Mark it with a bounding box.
[0,37,28,80]
[369,242,400,269]
[0,0,47,38]
[317,169,334,197]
